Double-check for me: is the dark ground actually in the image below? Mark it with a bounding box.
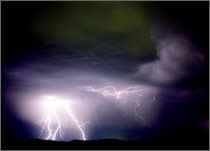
[2,138,209,150]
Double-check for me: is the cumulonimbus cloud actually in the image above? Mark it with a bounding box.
[135,23,205,84]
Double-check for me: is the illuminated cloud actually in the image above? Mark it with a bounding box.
[135,23,205,84]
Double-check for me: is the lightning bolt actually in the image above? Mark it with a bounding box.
[38,98,64,140]
[38,96,87,141]
[64,101,86,140]
[85,86,156,123]
[85,86,146,100]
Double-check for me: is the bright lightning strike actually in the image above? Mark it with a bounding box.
[38,96,87,141]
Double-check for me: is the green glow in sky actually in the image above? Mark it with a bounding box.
[31,2,157,56]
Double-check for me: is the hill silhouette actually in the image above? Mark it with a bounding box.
[2,138,208,150]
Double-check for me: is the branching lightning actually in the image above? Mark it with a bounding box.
[38,96,87,141]
[38,98,64,140]
[85,86,156,123]
[85,86,146,100]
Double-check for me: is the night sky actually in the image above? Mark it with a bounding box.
[2,1,209,148]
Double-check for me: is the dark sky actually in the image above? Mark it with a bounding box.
[1,1,209,148]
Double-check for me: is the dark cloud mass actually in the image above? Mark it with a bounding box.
[2,1,209,149]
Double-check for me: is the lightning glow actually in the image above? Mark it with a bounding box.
[38,96,87,141]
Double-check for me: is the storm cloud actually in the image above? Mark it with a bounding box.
[136,23,205,85]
